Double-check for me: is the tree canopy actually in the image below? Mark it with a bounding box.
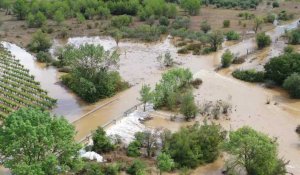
[0,108,82,175]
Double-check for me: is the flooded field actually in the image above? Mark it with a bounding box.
[2,18,300,174]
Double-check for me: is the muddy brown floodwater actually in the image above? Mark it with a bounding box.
[2,18,300,174]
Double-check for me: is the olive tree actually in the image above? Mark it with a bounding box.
[207,30,224,51]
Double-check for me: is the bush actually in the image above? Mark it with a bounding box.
[159,16,170,26]
[28,30,52,53]
[98,6,111,19]
[221,50,234,68]
[287,28,300,45]
[76,13,85,23]
[283,73,300,98]
[284,45,294,53]
[200,20,211,33]
[122,25,162,42]
[232,69,265,82]
[256,32,271,49]
[36,51,52,63]
[127,141,141,157]
[180,92,198,120]
[226,31,240,40]
[92,127,115,153]
[26,11,46,28]
[265,13,276,23]
[278,10,294,21]
[180,0,201,15]
[53,10,65,25]
[272,1,279,8]
[223,20,230,28]
[111,15,132,28]
[171,16,190,30]
[126,160,146,175]
[107,0,140,16]
[264,53,300,85]
[164,123,225,168]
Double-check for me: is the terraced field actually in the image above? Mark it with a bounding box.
[0,44,56,119]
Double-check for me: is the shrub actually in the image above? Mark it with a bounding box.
[26,11,46,28]
[126,160,146,175]
[122,24,162,42]
[53,10,65,25]
[127,140,141,157]
[107,0,140,16]
[171,16,190,30]
[98,6,111,19]
[256,32,271,49]
[264,53,300,85]
[272,1,279,8]
[180,92,198,120]
[265,13,276,23]
[111,15,132,28]
[200,20,211,33]
[180,0,201,15]
[223,20,230,28]
[164,123,225,168]
[76,13,85,23]
[226,31,240,40]
[232,69,265,82]
[287,28,300,45]
[283,73,300,98]
[284,45,294,53]
[221,50,234,68]
[28,30,52,53]
[36,51,52,63]
[159,16,170,26]
[278,10,294,21]
[92,127,115,153]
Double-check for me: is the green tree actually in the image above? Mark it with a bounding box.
[134,130,158,157]
[283,73,300,98]
[180,91,198,121]
[54,10,65,25]
[200,20,211,33]
[223,20,230,28]
[207,30,224,51]
[26,11,47,28]
[221,50,234,68]
[92,127,115,153]
[253,16,263,33]
[156,153,175,175]
[28,29,52,52]
[256,32,271,49]
[180,0,201,16]
[164,123,225,168]
[13,0,29,20]
[0,0,12,14]
[0,108,82,175]
[224,127,286,175]
[112,29,123,46]
[139,84,152,111]
[264,53,300,85]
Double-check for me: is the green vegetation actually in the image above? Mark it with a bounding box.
[232,69,265,82]
[126,159,147,175]
[92,127,115,153]
[127,140,142,157]
[180,92,198,120]
[223,20,230,28]
[256,32,271,49]
[224,127,287,175]
[221,50,234,68]
[278,10,294,21]
[60,44,128,103]
[264,52,300,85]
[0,45,56,118]
[163,123,225,168]
[284,45,294,53]
[111,15,132,28]
[28,30,52,53]
[152,68,193,110]
[200,20,211,33]
[253,17,264,33]
[207,30,224,52]
[0,108,82,175]
[226,31,240,41]
[287,27,300,45]
[283,73,300,98]
[139,84,152,111]
[156,153,175,175]
[180,0,201,15]
[206,0,261,9]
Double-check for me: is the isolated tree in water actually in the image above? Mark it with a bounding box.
[0,108,82,175]
[139,84,152,111]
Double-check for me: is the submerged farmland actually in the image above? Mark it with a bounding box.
[0,44,56,118]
